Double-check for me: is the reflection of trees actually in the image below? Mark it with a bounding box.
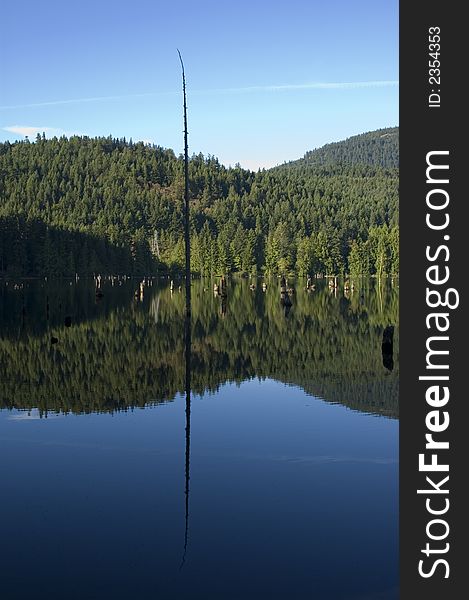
[0,279,398,418]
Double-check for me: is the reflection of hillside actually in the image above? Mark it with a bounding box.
[0,278,166,338]
[0,280,398,417]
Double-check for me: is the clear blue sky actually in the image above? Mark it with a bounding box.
[0,0,398,170]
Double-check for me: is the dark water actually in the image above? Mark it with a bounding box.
[0,278,398,600]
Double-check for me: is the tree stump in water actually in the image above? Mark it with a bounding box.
[382,325,394,371]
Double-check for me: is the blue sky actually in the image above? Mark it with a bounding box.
[0,0,398,170]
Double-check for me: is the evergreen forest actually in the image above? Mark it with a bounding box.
[0,127,399,278]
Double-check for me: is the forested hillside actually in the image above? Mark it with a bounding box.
[0,129,399,278]
[282,127,399,170]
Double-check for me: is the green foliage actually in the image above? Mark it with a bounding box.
[0,130,399,277]
[285,127,399,169]
[0,279,399,418]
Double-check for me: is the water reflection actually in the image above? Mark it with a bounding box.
[0,277,398,417]
[181,305,191,569]
[382,325,395,372]
[0,277,399,599]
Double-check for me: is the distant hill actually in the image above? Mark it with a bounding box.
[281,127,399,170]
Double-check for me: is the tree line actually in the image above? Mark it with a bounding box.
[0,129,399,278]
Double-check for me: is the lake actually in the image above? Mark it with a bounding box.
[0,277,398,599]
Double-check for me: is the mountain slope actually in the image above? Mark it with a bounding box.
[0,129,399,278]
[280,127,399,170]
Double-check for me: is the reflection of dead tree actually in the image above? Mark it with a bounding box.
[280,275,292,309]
[214,276,227,297]
[219,276,227,297]
[149,294,161,324]
[214,277,228,317]
[180,310,191,569]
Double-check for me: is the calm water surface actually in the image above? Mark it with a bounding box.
[0,278,398,599]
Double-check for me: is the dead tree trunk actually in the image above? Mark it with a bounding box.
[178,49,191,317]
[178,50,192,570]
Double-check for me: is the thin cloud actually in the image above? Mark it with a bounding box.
[3,125,82,138]
[0,91,174,110]
[7,409,64,420]
[4,125,54,137]
[0,80,399,110]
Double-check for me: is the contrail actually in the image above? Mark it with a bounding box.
[0,80,398,110]
[208,80,399,94]
[0,91,174,110]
